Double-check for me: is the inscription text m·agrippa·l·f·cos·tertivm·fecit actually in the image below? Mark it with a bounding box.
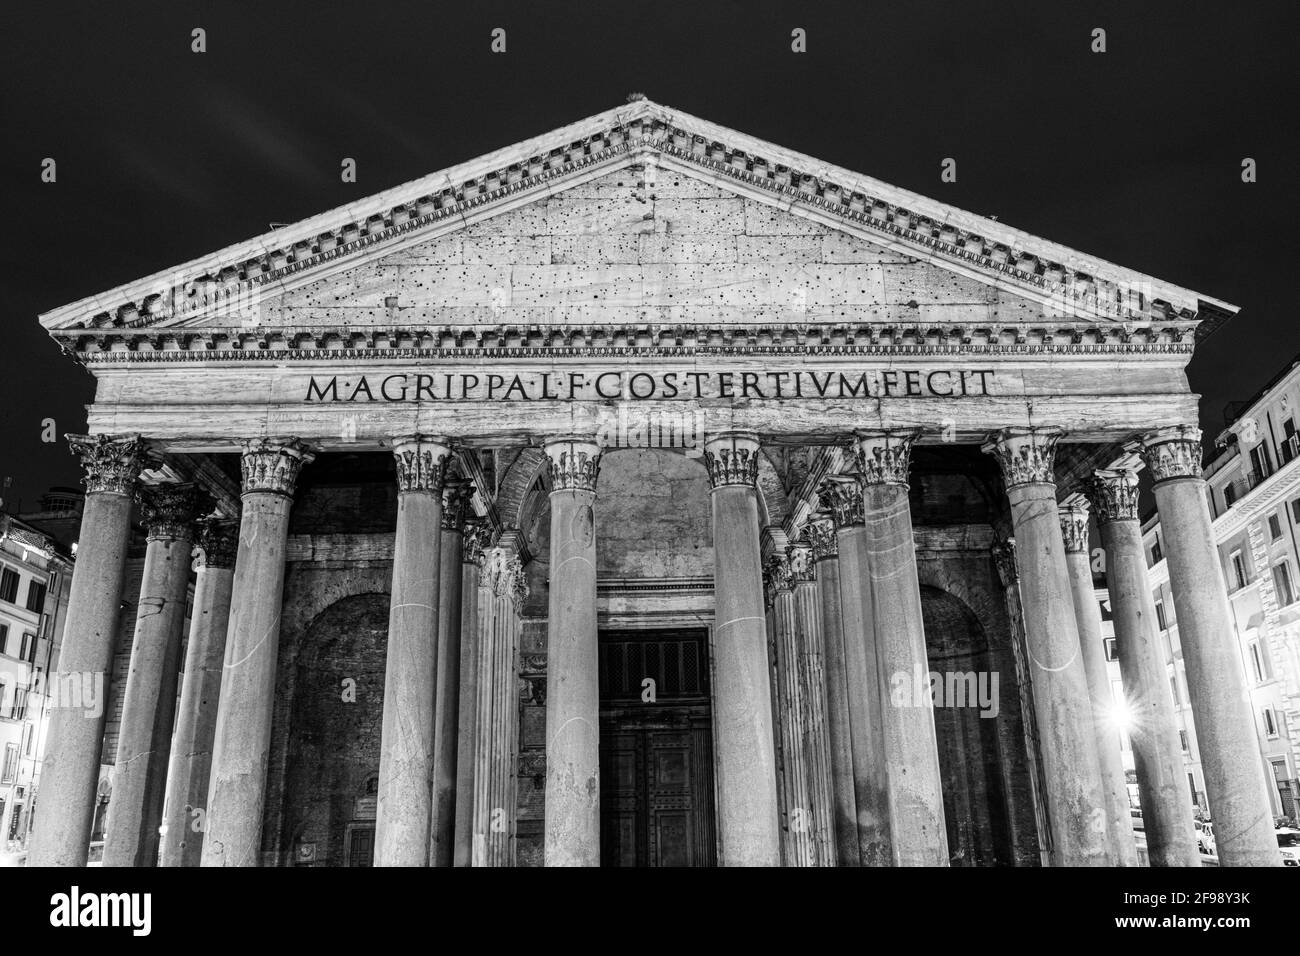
[302,368,997,403]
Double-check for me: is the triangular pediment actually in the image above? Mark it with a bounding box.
[41,98,1234,353]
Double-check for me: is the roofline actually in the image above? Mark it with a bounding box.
[39,98,1238,331]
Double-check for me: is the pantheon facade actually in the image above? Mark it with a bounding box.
[29,99,1282,866]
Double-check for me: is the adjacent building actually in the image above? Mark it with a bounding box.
[0,497,76,855]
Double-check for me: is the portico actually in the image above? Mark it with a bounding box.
[29,98,1280,866]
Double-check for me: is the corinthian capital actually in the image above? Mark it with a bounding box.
[544,437,602,493]
[763,552,794,599]
[68,434,147,497]
[855,429,919,487]
[704,431,760,489]
[462,519,491,566]
[138,483,198,540]
[194,515,238,570]
[805,512,838,560]
[1139,426,1203,484]
[1089,469,1141,523]
[819,476,864,528]
[788,542,816,583]
[982,426,1063,490]
[441,479,475,532]
[240,438,316,497]
[390,436,450,493]
[1057,496,1090,554]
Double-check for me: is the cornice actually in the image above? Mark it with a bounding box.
[63,330,1198,364]
[42,100,1230,357]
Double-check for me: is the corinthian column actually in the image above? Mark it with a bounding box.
[982,427,1111,865]
[202,438,314,867]
[820,476,891,865]
[857,430,949,866]
[1058,496,1140,867]
[704,431,781,866]
[453,521,489,866]
[765,550,813,866]
[105,482,197,868]
[791,540,837,867]
[374,437,448,867]
[1089,469,1197,866]
[28,434,146,867]
[1140,426,1281,866]
[542,437,602,867]
[806,512,860,866]
[431,478,473,867]
[161,517,237,867]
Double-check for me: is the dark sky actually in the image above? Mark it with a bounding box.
[1,0,1295,510]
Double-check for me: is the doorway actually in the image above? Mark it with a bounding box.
[598,628,717,867]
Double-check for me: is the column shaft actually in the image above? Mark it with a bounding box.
[1059,499,1140,867]
[452,526,485,866]
[542,438,601,867]
[793,566,837,867]
[984,428,1111,866]
[705,433,781,866]
[160,519,236,867]
[807,515,861,866]
[1142,428,1281,866]
[857,432,949,866]
[824,477,892,865]
[28,435,144,868]
[202,439,312,867]
[768,569,814,865]
[431,481,470,867]
[105,484,196,867]
[374,438,446,866]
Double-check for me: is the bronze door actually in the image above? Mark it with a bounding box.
[598,628,717,867]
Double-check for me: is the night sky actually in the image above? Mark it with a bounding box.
[1,0,1295,510]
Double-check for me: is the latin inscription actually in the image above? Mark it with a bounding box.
[303,368,996,403]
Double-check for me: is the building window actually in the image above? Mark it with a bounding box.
[1150,535,1163,565]
[1251,442,1275,483]
[23,724,32,757]
[1,745,16,784]
[1285,418,1299,463]
[10,688,27,721]
[24,580,46,612]
[1170,674,1181,706]
[1274,562,1296,606]
[0,567,19,604]
[1250,641,1268,682]
[1270,513,1284,540]
[1225,483,1239,508]
[1230,550,1248,590]
[18,632,36,664]
[1179,730,1189,753]
[1264,708,1279,737]
[1103,636,1118,662]
[1155,600,1168,631]
[0,623,7,656]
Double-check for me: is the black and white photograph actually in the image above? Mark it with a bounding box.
[0,0,1294,938]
